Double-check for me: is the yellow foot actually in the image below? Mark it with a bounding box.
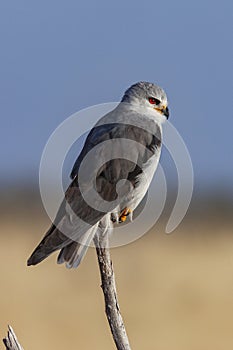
[119,208,132,223]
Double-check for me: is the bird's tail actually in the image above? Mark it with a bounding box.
[57,215,113,269]
[27,224,67,266]
[27,215,113,269]
[57,224,98,269]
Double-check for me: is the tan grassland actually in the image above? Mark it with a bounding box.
[0,208,233,350]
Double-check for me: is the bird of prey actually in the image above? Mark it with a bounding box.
[27,81,169,268]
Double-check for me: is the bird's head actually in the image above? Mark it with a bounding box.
[121,81,169,122]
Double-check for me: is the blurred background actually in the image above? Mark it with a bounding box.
[0,0,233,349]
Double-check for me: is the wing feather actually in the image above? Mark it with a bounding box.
[28,111,162,267]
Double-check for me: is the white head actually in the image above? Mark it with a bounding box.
[121,81,169,123]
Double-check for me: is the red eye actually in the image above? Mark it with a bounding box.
[148,97,160,105]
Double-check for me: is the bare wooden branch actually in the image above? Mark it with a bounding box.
[3,326,24,350]
[94,236,132,350]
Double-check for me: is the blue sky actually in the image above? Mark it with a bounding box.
[0,0,232,192]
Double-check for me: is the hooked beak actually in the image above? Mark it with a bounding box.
[154,106,169,119]
[163,106,169,118]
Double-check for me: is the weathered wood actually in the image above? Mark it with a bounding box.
[3,326,24,350]
[94,236,131,350]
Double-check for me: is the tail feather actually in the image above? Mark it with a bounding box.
[27,214,113,269]
[27,225,72,266]
[57,224,98,268]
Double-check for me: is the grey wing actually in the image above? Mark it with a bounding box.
[27,121,161,266]
[71,121,161,180]
[71,122,161,204]
[27,176,105,266]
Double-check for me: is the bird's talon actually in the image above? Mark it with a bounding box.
[119,215,127,223]
[119,208,132,223]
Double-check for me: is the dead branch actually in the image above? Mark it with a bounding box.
[3,326,24,350]
[94,235,131,350]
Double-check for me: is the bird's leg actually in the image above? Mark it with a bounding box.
[119,208,132,223]
[111,212,119,223]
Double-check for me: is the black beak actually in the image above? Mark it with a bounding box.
[163,107,169,119]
